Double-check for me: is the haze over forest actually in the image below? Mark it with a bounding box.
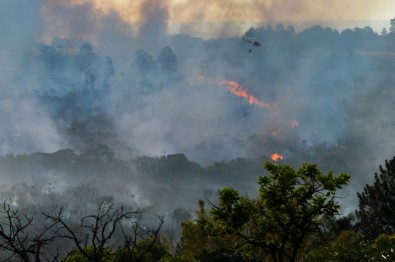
[2,0,395,227]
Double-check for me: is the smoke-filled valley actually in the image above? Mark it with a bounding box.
[2,2,395,257]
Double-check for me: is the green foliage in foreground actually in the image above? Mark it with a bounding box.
[357,157,395,240]
[62,238,170,262]
[10,159,395,261]
[179,162,350,262]
[306,232,395,262]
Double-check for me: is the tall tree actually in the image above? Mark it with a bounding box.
[134,49,154,74]
[77,43,96,89]
[208,162,350,262]
[38,45,63,72]
[103,56,115,91]
[134,49,154,91]
[158,46,177,73]
[390,17,395,33]
[178,200,246,261]
[357,157,395,239]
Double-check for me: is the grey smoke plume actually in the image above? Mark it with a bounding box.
[1,0,395,214]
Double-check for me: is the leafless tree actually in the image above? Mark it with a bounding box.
[119,214,164,257]
[0,200,58,262]
[43,199,141,261]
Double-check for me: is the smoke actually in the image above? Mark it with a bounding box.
[0,98,65,155]
[112,82,266,163]
[40,0,394,39]
[0,0,65,155]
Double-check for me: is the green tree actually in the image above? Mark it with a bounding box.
[177,200,248,261]
[357,157,395,239]
[306,231,395,261]
[63,246,115,262]
[209,162,350,262]
[114,238,169,262]
[305,230,369,261]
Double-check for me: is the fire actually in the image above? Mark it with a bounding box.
[271,153,284,161]
[272,131,280,136]
[218,80,273,110]
[289,120,300,128]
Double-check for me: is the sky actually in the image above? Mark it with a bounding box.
[40,0,395,40]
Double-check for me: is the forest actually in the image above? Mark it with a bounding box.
[2,3,395,259]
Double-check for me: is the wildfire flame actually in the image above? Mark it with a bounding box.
[218,80,273,110]
[272,131,280,136]
[289,120,300,128]
[271,153,284,161]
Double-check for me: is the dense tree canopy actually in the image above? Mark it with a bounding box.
[179,163,350,262]
[357,157,395,239]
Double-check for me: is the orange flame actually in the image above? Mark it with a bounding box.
[271,153,284,161]
[289,120,300,128]
[218,80,273,110]
[272,131,280,136]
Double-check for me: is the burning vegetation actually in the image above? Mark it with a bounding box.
[271,153,284,161]
[218,79,273,110]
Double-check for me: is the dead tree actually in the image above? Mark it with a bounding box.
[117,214,165,260]
[43,199,141,261]
[0,200,57,262]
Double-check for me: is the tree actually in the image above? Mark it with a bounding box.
[390,17,395,33]
[103,56,115,91]
[134,49,154,74]
[208,162,350,262]
[305,231,395,261]
[0,200,57,262]
[178,200,247,262]
[356,157,395,239]
[77,43,96,89]
[43,200,140,262]
[158,47,177,73]
[38,45,63,72]
[115,215,167,261]
[381,27,388,36]
[305,230,369,261]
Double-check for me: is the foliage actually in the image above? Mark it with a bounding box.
[158,46,178,73]
[208,162,350,261]
[306,231,395,261]
[134,49,155,74]
[114,238,169,262]
[357,157,395,239]
[62,246,115,262]
[177,200,250,262]
[62,238,170,262]
[305,230,370,261]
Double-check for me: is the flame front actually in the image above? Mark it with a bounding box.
[271,153,284,161]
[218,80,273,110]
[289,120,300,128]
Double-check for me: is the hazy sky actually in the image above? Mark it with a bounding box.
[41,0,395,39]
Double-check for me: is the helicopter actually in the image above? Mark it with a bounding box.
[242,35,261,52]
